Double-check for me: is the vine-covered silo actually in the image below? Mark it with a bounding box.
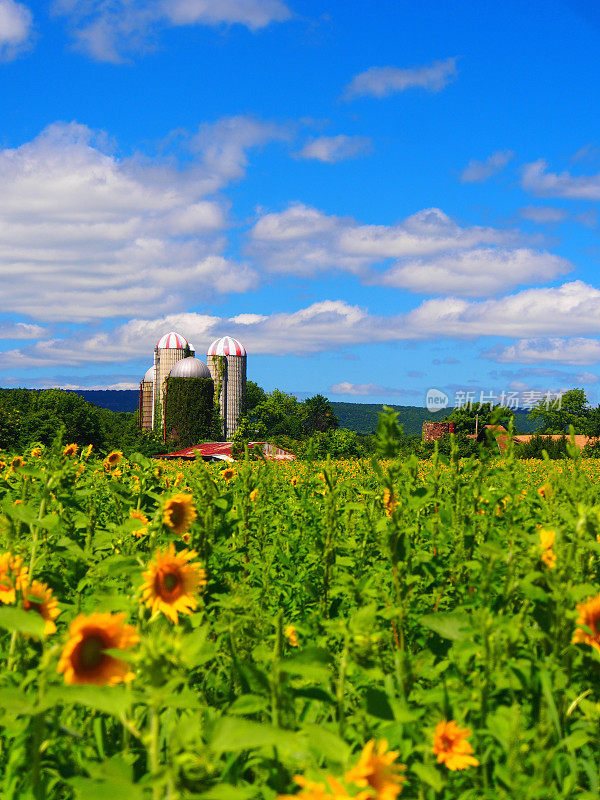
[153,331,190,430]
[206,336,247,439]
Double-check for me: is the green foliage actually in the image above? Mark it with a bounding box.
[164,377,219,448]
[303,394,338,433]
[245,380,267,413]
[2,418,600,797]
[529,388,590,434]
[517,434,571,460]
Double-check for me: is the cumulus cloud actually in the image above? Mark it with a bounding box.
[0,120,274,321]
[519,206,568,224]
[0,0,32,60]
[296,135,372,163]
[0,322,45,339]
[190,115,290,194]
[330,382,419,397]
[460,150,514,183]
[53,0,291,62]
[345,57,458,100]
[377,248,570,297]
[522,159,600,200]
[484,337,600,365]
[250,204,518,275]
[9,282,600,372]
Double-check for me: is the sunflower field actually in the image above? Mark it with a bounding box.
[2,422,600,800]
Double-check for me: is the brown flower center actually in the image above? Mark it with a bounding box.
[156,569,182,600]
[168,503,184,529]
[75,633,108,672]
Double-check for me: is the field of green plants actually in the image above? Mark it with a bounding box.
[2,425,600,800]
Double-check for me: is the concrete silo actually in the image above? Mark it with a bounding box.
[206,336,247,439]
[139,366,154,431]
[153,331,190,430]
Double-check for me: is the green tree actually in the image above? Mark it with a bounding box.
[444,402,515,435]
[245,381,267,413]
[303,394,338,434]
[528,388,589,434]
[249,389,305,438]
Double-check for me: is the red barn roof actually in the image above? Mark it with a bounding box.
[155,441,295,461]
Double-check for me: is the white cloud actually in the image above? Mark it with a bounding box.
[460,150,514,183]
[297,135,372,163]
[522,159,600,200]
[249,203,520,279]
[377,248,570,297]
[53,0,291,62]
[0,322,45,339]
[519,206,568,224]
[0,121,266,322]
[0,0,32,60]
[190,115,290,194]
[330,382,419,397]
[484,337,600,365]
[345,57,458,100]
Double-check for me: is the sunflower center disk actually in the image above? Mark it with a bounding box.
[160,570,181,598]
[77,634,107,671]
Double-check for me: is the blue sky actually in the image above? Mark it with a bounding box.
[1,0,600,410]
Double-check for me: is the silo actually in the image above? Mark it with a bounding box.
[206,336,247,439]
[139,366,154,430]
[153,331,189,430]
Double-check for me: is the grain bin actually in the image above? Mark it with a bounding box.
[139,366,154,430]
[206,336,247,439]
[153,331,189,430]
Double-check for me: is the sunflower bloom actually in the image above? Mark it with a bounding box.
[291,476,299,487]
[222,467,235,481]
[285,624,299,647]
[130,508,149,538]
[141,543,206,623]
[31,447,42,458]
[103,451,123,471]
[573,594,600,652]
[57,612,138,685]
[62,443,78,458]
[539,528,557,569]
[0,552,28,604]
[433,720,479,771]
[538,483,553,500]
[250,488,259,502]
[383,489,396,517]
[163,493,197,535]
[346,740,407,800]
[279,775,368,800]
[10,456,25,469]
[22,580,61,635]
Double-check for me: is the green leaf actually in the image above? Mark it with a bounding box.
[411,762,443,792]
[209,716,299,753]
[365,688,394,720]
[300,724,350,764]
[420,611,471,641]
[0,606,45,637]
[281,647,332,681]
[46,685,132,717]
[197,785,256,800]
[228,694,269,715]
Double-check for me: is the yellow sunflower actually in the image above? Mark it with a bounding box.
[57,612,138,685]
[30,446,42,458]
[22,580,61,635]
[141,543,206,624]
[103,450,123,471]
[130,508,149,538]
[539,528,557,569]
[0,552,28,604]
[346,740,407,800]
[222,467,236,481]
[573,594,600,652]
[10,456,25,469]
[383,489,396,518]
[285,624,299,647]
[163,493,197,535]
[432,720,479,771]
[249,488,259,502]
[62,443,78,458]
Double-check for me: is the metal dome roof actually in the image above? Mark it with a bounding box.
[168,357,211,379]
[143,366,154,383]
[156,331,188,349]
[207,336,246,357]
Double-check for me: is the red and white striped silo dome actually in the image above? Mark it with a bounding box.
[207,336,246,357]
[156,331,188,349]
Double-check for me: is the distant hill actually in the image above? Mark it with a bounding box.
[74,390,139,413]
[330,401,542,436]
[73,391,541,436]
